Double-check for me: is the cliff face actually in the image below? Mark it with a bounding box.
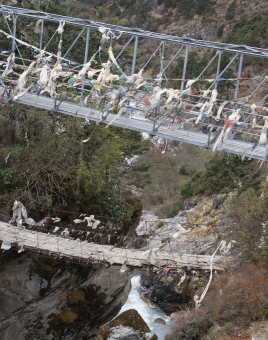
[0,250,131,340]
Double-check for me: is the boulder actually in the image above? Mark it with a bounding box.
[136,213,158,236]
[100,309,157,340]
[212,194,227,210]
[140,270,193,314]
[183,197,201,210]
[153,318,166,325]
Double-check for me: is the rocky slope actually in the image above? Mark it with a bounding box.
[161,0,268,42]
[135,191,242,314]
[7,0,267,44]
[56,0,268,43]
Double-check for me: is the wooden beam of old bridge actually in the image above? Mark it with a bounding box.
[0,222,231,271]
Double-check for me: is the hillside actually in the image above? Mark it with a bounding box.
[48,0,268,43]
[1,2,268,340]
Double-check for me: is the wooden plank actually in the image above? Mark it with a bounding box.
[0,222,231,270]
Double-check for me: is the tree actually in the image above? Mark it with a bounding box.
[225,0,237,20]
[181,154,263,199]
[0,104,150,226]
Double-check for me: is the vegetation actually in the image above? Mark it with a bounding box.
[133,143,212,216]
[181,154,263,199]
[166,262,268,340]
[53,310,78,325]
[0,104,150,226]
[229,180,268,261]
[180,153,268,263]
[217,24,225,39]
[225,0,237,20]
[226,14,268,48]
[176,0,215,20]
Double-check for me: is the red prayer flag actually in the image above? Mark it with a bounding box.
[224,119,234,128]
[142,97,150,106]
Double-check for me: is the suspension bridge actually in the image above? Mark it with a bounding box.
[0,220,231,271]
[0,6,268,161]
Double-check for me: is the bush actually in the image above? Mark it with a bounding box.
[118,18,130,26]
[180,154,263,199]
[226,14,268,47]
[230,181,268,261]
[176,0,215,19]
[97,6,109,18]
[166,263,268,340]
[217,24,225,38]
[225,0,236,20]
[0,104,151,225]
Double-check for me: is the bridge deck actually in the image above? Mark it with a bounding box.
[14,92,267,161]
[0,222,230,270]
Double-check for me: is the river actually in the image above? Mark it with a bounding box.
[118,275,173,340]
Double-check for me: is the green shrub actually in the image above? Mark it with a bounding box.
[176,0,215,19]
[118,18,130,26]
[226,14,268,47]
[180,154,263,199]
[217,24,225,38]
[225,0,236,20]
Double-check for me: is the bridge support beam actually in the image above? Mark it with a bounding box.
[160,40,165,74]
[215,50,222,91]
[209,53,238,92]
[63,27,86,59]
[131,36,139,75]
[197,50,219,80]
[181,45,189,91]
[115,36,134,61]
[39,19,44,49]
[80,27,90,106]
[12,15,17,52]
[235,53,244,100]
[162,45,183,74]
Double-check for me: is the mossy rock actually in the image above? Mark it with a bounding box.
[30,257,60,281]
[54,310,78,325]
[99,324,109,339]
[68,285,107,324]
[125,193,143,220]
[67,289,85,305]
[181,279,190,303]
[106,309,157,340]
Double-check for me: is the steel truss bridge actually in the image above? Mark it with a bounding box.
[0,5,268,161]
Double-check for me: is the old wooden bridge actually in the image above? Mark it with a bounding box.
[0,221,230,271]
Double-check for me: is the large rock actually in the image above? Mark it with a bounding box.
[99,309,157,340]
[140,270,197,314]
[183,197,201,210]
[212,194,227,210]
[0,250,131,339]
[184,196,226,225]
[135,213,158,236]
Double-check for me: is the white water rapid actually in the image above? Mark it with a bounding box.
[118,276,173,340]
